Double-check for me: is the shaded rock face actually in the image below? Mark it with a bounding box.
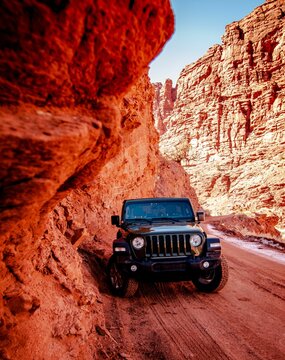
[0,71,197,360]
[155,156,199,211]
[0,0,174,241]
[54,81,199,265]
[0,73,156,360]
[58,73,160,260]
[157,0,285,232]
[0,1,175,359]
[0,0,174,105]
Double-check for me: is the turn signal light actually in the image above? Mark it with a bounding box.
[114,247,127,252]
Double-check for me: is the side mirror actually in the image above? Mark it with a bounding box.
[111,215,120,226]
[197,211,205,222]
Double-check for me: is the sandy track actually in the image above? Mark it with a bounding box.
[102,239,285,359]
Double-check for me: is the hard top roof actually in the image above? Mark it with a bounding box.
[123,197,190,203]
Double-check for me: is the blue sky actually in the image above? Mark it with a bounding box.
[149,0,265,84]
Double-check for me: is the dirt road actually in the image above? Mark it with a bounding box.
[102,238,285,359]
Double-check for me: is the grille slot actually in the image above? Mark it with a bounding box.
[146,234,192,257]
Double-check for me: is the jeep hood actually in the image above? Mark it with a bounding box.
[123,223,203,235]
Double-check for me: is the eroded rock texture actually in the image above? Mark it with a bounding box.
[157,0,285,234]
[0,1,175,359]
[54,78,199,266]
[153,79,176,135]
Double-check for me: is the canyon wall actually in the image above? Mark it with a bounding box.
[156,0,285,236]
[0,1,180,359]
[55,76,199,266]
[0,0,174,243]
[153,79,177,135]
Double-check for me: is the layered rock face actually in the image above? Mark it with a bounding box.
[56,78,199,265]
[0,0,174,242]
[0,1,176,359]
[157,0,285,235]
[153,79,176,134]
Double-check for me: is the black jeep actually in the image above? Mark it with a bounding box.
[107,197,228,297]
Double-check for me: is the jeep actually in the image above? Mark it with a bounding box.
[107,197,228,297]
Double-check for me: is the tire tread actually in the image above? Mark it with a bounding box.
[192,255,229,293]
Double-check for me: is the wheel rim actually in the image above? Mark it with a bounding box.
[110,263,124,289]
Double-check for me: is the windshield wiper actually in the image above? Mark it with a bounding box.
[123,218,153,225]
[134,218,153,224]
[151,217,183,223]
[185,218,195,223]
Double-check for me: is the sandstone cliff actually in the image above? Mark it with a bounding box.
[153,79,176,135]
[53,77,199,265]
[157,0,285,237]
[0,1,177,359]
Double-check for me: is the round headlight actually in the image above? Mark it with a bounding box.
[190,234,202,247]
[132,237,145,250]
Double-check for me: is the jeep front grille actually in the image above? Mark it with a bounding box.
[145,234,192,258]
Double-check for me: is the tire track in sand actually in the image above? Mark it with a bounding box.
[140,282,230,360]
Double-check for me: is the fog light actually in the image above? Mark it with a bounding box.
[130,265,137,272]
[203,261,210,269]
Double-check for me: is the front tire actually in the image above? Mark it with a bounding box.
[192,255,229,293]
[107,256,139,297]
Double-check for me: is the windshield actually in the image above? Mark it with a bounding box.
[122,200,195,222]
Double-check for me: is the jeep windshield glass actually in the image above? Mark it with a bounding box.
[122,200,195,222]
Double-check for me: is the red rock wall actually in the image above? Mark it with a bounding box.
[0,1,175,358]
[153,79,176,134]
[8,71,197,360]
[0,0,174,242]
[51,76,199,265]
[57,73,161,261]
[157,0,285,233]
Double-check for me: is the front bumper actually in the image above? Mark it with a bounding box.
[115,255,221,282]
